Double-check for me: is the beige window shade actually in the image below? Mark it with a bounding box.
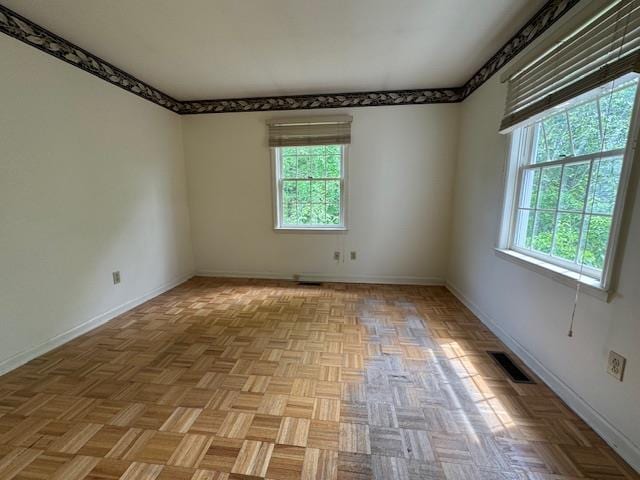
[267,115,352,147]
[501,0,640,132]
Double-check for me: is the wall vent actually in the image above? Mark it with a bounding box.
[297,281,323,286]
[487,351,534,384]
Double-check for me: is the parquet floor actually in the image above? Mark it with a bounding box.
[0,277,637,480]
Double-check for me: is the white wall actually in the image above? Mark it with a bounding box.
[447,74,640,467]
[182,105,459,284]
[0,36,194,371]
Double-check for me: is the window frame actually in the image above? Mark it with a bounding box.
[271,145,349,231]
[497,77,640,297]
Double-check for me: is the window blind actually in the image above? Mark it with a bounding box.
[501,0,640,132]
[267,115,352,147]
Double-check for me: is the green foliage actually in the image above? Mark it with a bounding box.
[542,113,572,160]
[568,101,601,155]
[537,166,561,209]
[514,79,638,272]
[280,145,342,226]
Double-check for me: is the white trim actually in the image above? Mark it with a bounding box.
[498,77,640,292]
[494,248,608,301]
[445,280,640,473]
[196,270,444,286]
[0,272,194,376]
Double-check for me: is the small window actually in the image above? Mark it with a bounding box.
[499,74,640,290]
[273,145,347,230]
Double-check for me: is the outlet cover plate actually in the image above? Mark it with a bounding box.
[333,251,340,261]
[607,350,626,381]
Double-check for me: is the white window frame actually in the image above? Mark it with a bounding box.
[497,78,640,299]
[271,145,348,231]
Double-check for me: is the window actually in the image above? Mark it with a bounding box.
[500,74,640,290]
[273,144,347,230]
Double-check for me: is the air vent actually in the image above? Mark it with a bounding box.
[297,281,323,286]
[487,351,534,384]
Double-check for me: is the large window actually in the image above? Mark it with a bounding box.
[501,74,639,289]
[273,145,346,229]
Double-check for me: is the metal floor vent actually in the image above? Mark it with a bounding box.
[297,281,323,286]
[487,351,535,384]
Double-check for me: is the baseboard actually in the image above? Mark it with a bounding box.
[196,270,444,286]
[445,281,640,473]
[0,272,194,376]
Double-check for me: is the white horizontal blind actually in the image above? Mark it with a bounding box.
[268,115,352,147]
[501,0,640,131]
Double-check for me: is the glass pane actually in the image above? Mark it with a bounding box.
[537,165,562,209]
[311,204,326,224]
[297,181,310,202]
[552,213,582,261]
[533,124,548,164]
[310,156,325,178]
[283,200,297,225]
[326,145,341,155]
[326,155,341,177]
[326,180,340,204]
[309,146,325,155]
[326,203,340,224]
[282,155,297,178]
[298,203,311,224]
[310,181,325,203]
[513,209,535,249]
[296,146,311,155]
[587,157,623,215]
[532,211,555,254]
[558,161,589,212]
[568,100,602,155]
[281,146,298,156]
[601,82,638,150]
[278,144,342,227]
[297,156,310,178]
[282,180,296,203]
[580,215,612,270]
[519,169,541,208]
[542,113,572,160]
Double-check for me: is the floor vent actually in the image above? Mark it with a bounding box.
[297,281,323,286]
[487,351,535,384]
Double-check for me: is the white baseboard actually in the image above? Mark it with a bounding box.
[0,272,194,376]
[196,270,444,286]
[445,281,640,473]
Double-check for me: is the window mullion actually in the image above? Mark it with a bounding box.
[565,111,576,157]
[549,164,565,256]
[520,148,625,170]
[576,158,596,264]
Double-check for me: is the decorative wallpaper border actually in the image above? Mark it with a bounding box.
[180,88,464,114]
[462,0,582,98]
[0,0,580,115]
[0,3,182,113]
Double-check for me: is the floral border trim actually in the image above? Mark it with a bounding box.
[0,0,581,114]
[180,88,464,114]
[462,0,582,98]
[0,3,182,113]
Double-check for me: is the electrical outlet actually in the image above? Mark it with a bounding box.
[350,251,357,260]
[333,251,340,261]
[607,350,626,381]
[112,271,121,285]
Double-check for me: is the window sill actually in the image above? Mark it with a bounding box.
[274,226,348,233]
[494,248,610,302]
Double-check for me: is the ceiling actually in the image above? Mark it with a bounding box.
[2,0,546,100]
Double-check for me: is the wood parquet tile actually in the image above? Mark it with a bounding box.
[0,277,637,479]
